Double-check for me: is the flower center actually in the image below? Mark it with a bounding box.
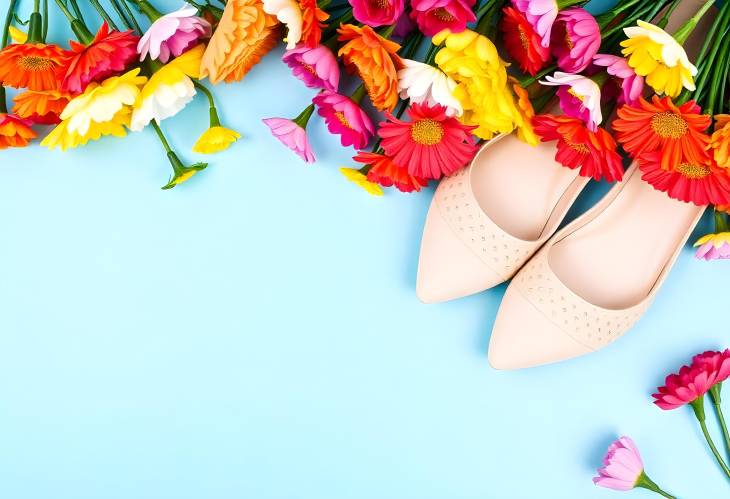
[676,162,710,179]
[517,26,529,50]
[650,112,688,139]
[411,119,444,145]
[565,138,589,154]
[301,62,318,75]
[18,55,54,71]
[370,0,388,9]
[561,25,574,50]
[567,88,584,102]
[334,111,353,129]
[432,7,455,22]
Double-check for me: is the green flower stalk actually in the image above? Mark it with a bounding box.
[191,80,241,154]
[150,121,208,190]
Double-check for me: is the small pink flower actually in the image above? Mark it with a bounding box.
[693,232,730,260]
[349,0,404,27]
[263,117,316,163]
[693,350,730,386]
[540,72,602,131]
[653,363,716,410]
[138,5,211,63]
[282,44,340,92]
[312,90,374,150]
[514,0,558,48]
[551,7,600,73]
[593,54,644,106]
[593,437,645,491]
[410,0,476,37]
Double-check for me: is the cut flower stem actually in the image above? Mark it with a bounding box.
[691,398,730,480]
[635,472,676,499]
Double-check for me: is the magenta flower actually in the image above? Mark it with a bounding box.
[282,44,340,92]
[514,0,558,47]
[349,0,404,27]
[693,232,730,260]
[541,72,602,131]
[551,7,600,73]
[263,116,316,163]
[394,10,417,38]
[594,437,645,491]
[312,90,375,150]
[410,0,476,37]
[653,363,716,410]
[593,54,644,106]
[693,350,730,386]
[137,5,211,63]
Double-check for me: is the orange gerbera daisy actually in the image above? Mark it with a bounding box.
[613,95,710,172]
[0,43,68,91]
[533,114,624,182]
[199,0,279,84]
[0,113,37,149]
[353,150,429,193]
[298,0,328,48]
[338,24,402,112]
[711,114,730,169]
[12,89,71,124]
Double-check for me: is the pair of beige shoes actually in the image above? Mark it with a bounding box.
[416,133,705,370]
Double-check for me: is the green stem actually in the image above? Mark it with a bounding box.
[133,0,163,21]
[53,0,94,43]
[556,0,583,8]
[42,0,48,39]
[192,80,221,127]
[656,0,682,29]
[27,0,43,43]
[151,120,173,153]
[117,0,143,33]
[377,24,395,39]
[68,0,84,22]
[293,103,315,129]
[519,64,557,88]
[110,0,136,31]
[716,211,730,233]
[692,398,730,480]
[709,386,730,461]
[0,0,19,114]
[673,0,716,44]
[635,472,676,499]
[351,83,366,104]
[424,41,441,66]
[89,0,120,30]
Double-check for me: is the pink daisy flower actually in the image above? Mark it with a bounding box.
[312,90,374,150]
[282,44,340,92]
[349,0,404,27]
[378,103,477,180]
[263,116,316,163]
[138,5,211,63]
[593,437,645,491]
[550,7,600,73]
[593,53,644,106]
[410,0,476,37]
[514,0,559,48]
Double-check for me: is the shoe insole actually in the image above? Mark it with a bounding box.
[549,167,703,310]
[471,134,581,241]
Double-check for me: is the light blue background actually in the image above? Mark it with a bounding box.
[1,0,729,497]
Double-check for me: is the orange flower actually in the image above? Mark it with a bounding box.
[0,43,68,91]
[200,0,279,84]
[353,150,428,193]
[338,24,401,112]
[298,0,328,48]
[711,114,730,169]
[613,96,710,172]
[12,89,71,124]
[0,113,37,149]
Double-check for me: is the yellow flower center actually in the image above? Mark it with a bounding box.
[676,162,710,179]
[411,119,444,145]
[567,88,584,102]
[432,7,455,22]
[18,55,53,71]
[565,138,589,154]
[335,111,353,129]
[517,26,529,50]
[650,112,688,139]
[301,62,318,75]
[562,25,574,50]
[370,0,388,9]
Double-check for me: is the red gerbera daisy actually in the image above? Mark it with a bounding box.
[0,113,37,149]
[613,96,711,172]
[378,103,477,180]
[637,151,730,206]
[0,43,67,91]
[60,22,139,95]
[353,150,429,193]
[499,6,551,76]
[532,114,624,182]
[298,0,328,48]
[12,89,71,124]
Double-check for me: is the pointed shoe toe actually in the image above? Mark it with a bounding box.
[488,285,592,370]
[416,201,506,304]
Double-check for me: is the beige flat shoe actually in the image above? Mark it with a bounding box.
[488,163,705,369]
[487,0,713,369]
[416,133,589,303]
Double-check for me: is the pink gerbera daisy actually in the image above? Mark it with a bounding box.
[378,103,477,180]
[312,90,375,150]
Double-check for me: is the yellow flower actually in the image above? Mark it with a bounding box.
[432,29,526,141]
[131,45,204,131]
[339,167,383,196]
[510,79,538,147]
[9,26,27,44]
[693,231,730,260]
[621,21,696,98]
[41,69,147,150]
[162,156,208,190]
[193,126,241,154]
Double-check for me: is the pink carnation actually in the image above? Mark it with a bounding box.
[349,0,404,27]
[312,90,374,150]
[593,437,644,491]
[653,363,716,410]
